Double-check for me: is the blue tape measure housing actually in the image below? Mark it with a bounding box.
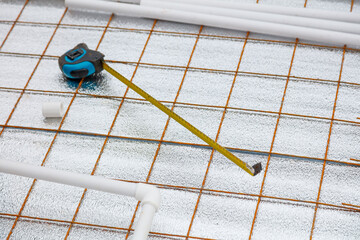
[58,43,105,79]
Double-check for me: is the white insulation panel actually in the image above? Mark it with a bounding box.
[0,0,360,239]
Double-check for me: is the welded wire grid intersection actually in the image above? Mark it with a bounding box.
[0,0,360,239]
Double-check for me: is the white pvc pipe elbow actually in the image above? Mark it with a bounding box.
[0,159,160,240]
[135,183,161,211]
[42,102,65,118]
[132,183,161,239]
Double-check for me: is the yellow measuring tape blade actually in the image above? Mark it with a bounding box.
[103,62,259,176]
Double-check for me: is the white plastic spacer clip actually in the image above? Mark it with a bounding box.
[42,102,65,118]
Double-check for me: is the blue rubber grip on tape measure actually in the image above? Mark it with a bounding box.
[62,62,96,79]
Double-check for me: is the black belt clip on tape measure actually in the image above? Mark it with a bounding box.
[58,43,104,79]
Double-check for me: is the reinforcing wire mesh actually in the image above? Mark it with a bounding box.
[0,0,360,239]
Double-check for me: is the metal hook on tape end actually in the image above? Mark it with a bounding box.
[246,162,263,176]
[252,163,262,176]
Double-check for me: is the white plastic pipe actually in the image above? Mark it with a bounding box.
[65,0,360,47]
[163,0,360,23]
[0,159,160,240]
[42,102,65,118]
[142,0,360,35]
[120,0,140,3]
[132,204,156,239]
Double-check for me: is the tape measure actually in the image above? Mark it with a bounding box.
[59,43,262,176]
[58,43,104,79]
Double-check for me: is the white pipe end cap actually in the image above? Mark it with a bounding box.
[42,102,65,118]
